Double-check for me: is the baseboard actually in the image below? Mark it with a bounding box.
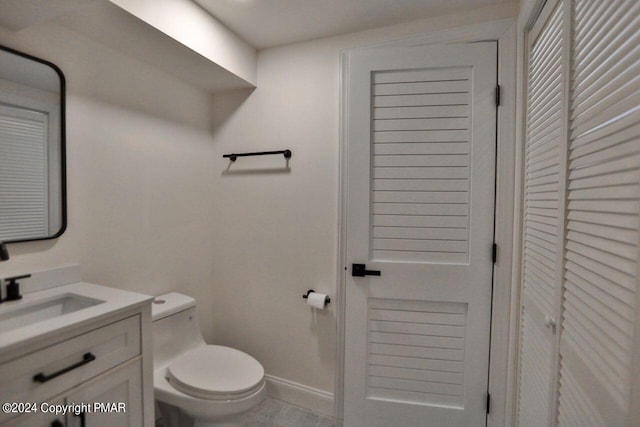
[265,374,335,418]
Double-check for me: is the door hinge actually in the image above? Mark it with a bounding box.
[495,85,501,106]
[492,243,497,263]
[486,393,491,414]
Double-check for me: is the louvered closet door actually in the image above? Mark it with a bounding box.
[518,1,567,426]
[344,42,497,427]
[557,0,640,425]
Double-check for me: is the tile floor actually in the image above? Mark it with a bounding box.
[237,398,340,427]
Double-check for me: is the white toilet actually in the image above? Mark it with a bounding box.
[152,292,266,427]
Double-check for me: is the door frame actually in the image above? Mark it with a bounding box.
[336,19,518,427]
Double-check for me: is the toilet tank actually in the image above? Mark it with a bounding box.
[152,292,206,368]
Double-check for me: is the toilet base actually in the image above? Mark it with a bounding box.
[156,398,259,427]
[193,420,243,427]
[157,401,193,427]
[157,406,245,427]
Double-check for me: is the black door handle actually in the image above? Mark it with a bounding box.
[352,264,381,277]
[33,353,96,383]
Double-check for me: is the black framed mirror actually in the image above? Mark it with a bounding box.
[0,45,66,242]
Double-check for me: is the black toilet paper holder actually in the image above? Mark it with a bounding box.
[302,289,331,306]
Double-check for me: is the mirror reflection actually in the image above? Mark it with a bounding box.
[0,46,66,242]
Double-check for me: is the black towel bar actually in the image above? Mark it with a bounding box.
[223,150,292,162]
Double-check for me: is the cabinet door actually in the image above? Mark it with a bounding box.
[66,360,143,427]
[4,400,66,427]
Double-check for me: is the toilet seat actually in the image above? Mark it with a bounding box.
[166,345,265,401]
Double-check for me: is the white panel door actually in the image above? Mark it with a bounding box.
[344,42,497,427]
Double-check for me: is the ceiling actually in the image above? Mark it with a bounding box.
[193,0,515,49]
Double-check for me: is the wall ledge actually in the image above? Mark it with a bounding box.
[0,0,257,93]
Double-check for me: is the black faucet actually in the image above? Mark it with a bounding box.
[3,274,30,302]
[0,241,8,261]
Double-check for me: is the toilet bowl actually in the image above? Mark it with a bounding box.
[152,292,265,427]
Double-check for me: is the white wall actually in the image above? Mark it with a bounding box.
[208,2,519,396]
[0,21,221,340]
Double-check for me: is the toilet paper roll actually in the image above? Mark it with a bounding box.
[307,292,328,309]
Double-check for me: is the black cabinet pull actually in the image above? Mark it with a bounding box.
[352,263,381,277]
[33,353,96,383]
[51,420,64,427]
[75,412,86,427]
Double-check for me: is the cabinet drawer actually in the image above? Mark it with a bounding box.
[0,315,140,419]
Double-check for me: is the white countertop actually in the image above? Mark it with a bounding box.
[0,281,152,356]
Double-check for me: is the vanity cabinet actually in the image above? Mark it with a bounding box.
[65,359,143,427]
[0,302,153,427]
[3,399,65,427]
[4,360,142,427]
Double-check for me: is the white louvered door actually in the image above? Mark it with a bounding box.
[518,1,568,426]
[344,42,497,427]
[557,0,640,425]
[517,0,640,426]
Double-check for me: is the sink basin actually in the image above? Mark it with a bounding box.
[0,293,104,330]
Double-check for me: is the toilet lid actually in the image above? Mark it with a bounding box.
[166,345,265,400]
